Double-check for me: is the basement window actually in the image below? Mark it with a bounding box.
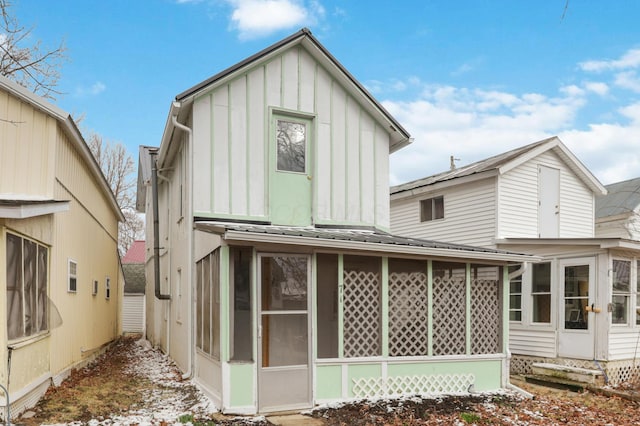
[420,196,444,222]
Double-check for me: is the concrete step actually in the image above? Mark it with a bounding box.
[529,362,605,387]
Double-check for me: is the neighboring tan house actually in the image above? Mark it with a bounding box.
[391,136,640,385]
[0,75,124,418]
[137,28,532,414]
[122,240,146,334]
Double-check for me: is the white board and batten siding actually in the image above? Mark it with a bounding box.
[498,150,594,239]
[191,46,391,229]
[390,177,497,248]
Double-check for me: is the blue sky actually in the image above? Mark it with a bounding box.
[12,0,640,185]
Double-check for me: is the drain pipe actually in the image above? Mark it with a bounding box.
[508,261,529,280]
[171,103,195,381]
[152,154,170,301]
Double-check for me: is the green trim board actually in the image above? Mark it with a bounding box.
[465,264,471,355]
[381,257,389,357]
[337,254,344,359]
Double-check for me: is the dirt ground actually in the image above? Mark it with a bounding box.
[15,336,640,425]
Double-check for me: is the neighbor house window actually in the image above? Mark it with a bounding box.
[509,265,523,322]
[6,233,48,340]
[93,280,98,296]
[420,196,444,222]
[68,259,78,293]
[532,262,551,323]
[105,277,111,300]
[276,119,306,173]
[196,249,220,359]
[612,259,630,325]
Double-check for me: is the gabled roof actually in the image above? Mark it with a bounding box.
[0,75,124,222]
[122,240,146,264]
[391,136,606,198]
[158,28,411,166]
[596,176,640,219]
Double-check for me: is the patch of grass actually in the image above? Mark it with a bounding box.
[460,411,481,423]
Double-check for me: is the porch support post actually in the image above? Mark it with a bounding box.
[311,253,318,360]
[465,263,472,355]
[427,260,433,357]
[338,254,344,359]
[381,257,389,357]
[220,245,230,362]
[502,265,510,355]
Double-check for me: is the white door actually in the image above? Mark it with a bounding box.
[257,254,311,412]
[538,165,560,238]
[558,257,596,359]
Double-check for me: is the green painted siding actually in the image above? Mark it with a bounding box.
[229,363,255,407]
[315,365,342,400]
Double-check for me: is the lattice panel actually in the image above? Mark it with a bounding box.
[471,279,501,354]
[352,374,475,398]
[432,276,466,355]
[343,269,381,357]
[389,272,428,357]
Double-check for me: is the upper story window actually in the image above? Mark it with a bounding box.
[612,259,631,325]
[420,196,444,222]
[6,233,49,340]
[276,119,306,173]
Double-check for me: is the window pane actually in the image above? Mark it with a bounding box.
[533,294,551,323]
[23,239,37,336]
[202,255,211,354]
[7,234,23,340]
[211,251,220,360]
[261,314,308,367]
[509,311,522,321]
[231,247,253,361]
[261,256,307,311]
[433,196,444,219]
[196,260,203,350]
[420,199,432,222]
[317,254,339,359]
[613,260,630,292]
[612,295,628,324]
[37,247,48,332]
[532,263,551,293]
[636,294,640,325]
[276,120,306,173]
[510,294,521,309]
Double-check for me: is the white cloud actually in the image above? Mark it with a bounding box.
[583,81,609,96]
[614,70,640,93]
[74,81,106,97]
[226,0,323,39]
[579,48,640,72]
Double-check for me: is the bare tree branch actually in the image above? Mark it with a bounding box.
[0,0,67,100]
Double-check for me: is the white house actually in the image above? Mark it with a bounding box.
[137,29,533,414]
[391,136,640,385]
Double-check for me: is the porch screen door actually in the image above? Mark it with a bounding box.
[258,254,311,412]
[558,258,596,359]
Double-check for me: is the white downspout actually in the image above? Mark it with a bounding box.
[171,104,195,381]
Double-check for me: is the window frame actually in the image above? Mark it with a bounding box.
[531,262,552,325]
[6,232,49,341]
[105,277,111,300]
[275,118,307,174]
[612,259,631,326]
[92,279,98,296]
[508,266,523,322]
[420,196,444,222]
[68,259,78,293]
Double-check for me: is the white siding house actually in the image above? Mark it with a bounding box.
[137,29,533,415]
[391,137,640,385]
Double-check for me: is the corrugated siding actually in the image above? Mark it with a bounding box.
[390,177,496,247]
[191,45,391,229]
[0,89,56,198]
[122,295,145,333]
[608,330,640,360]
[509,328,557,357]
[499,151,594,238]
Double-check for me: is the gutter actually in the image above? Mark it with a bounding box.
[170,103,195,381]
